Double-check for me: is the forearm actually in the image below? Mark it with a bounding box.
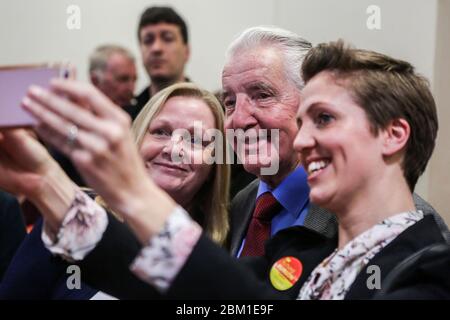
[28,163,76,234]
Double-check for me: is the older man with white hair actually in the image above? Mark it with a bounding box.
[222,26,336,257]
[89,45,137,110]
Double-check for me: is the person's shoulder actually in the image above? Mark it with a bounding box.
[0,190,17,213]
[268,224,335,251]
[231,179,259,205]
[375,242,450,299]
[413,193,450,243]
[0,191,25,232]
[135,86,151,105]
[413,193,437,214]
[0,190,14,202]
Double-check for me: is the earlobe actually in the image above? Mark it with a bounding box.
[185,46,191,62]
[90,73,98,86]
[91,71,103,87]
[382,118,410,156]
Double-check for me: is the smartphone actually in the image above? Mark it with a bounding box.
[0,64,62,128]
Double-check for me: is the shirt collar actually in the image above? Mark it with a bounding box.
[257,166,310,218]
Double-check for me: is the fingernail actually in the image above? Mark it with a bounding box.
[29,85,44,96]
[22,96,32,107]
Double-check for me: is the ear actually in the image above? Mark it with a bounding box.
[184,45,191,63]
[90,72,100,86]
[381,118,410,157]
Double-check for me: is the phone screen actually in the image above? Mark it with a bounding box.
[0,65,60,128]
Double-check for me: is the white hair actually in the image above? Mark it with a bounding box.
[225,26,312,89]
[89,44,135,74]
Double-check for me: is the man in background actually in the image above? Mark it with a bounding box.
[128,6,190,119]
[89,45,137,118]
[53,45,137,187]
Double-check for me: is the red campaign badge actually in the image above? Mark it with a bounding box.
[269,256,303,291]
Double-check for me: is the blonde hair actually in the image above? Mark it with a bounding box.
[131,82,230,245]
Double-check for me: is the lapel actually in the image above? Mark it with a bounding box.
[229,181,339,256]
[413,193,450,243]
[229,179,259,256]
[345,215,445,299]
[264,225,338,299]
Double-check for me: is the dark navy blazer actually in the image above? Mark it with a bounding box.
[0,218,97,299]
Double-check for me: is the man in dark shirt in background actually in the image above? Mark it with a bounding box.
[128,6,191,119]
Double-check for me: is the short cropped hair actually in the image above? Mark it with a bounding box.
[137,6,188,44]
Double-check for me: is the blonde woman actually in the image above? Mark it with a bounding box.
[0,83,229,299]
[117,82,229,245]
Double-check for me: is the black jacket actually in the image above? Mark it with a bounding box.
[78,214,449,299]
[0,191,26,282]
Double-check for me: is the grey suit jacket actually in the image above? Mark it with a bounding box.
[229,179,337,256]
[229,179,449,256]
[413,193,450,243]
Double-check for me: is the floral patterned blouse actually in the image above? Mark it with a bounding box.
[42,188,201,292]
[42,189,424,299]
[297,210,423,300]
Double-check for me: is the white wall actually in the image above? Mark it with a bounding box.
[1,0,436,91]
[272,0,439,200]
[1,0,447,213]
[0,0,278,93]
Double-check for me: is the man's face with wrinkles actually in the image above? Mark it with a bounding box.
[222,46,301,184]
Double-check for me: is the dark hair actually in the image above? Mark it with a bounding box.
[301,40,438,191]
[137,6,188,44]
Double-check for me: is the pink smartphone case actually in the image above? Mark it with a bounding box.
[0,67,59,127]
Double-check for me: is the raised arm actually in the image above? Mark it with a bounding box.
[0,129,76,233]
[23,80,176,244]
